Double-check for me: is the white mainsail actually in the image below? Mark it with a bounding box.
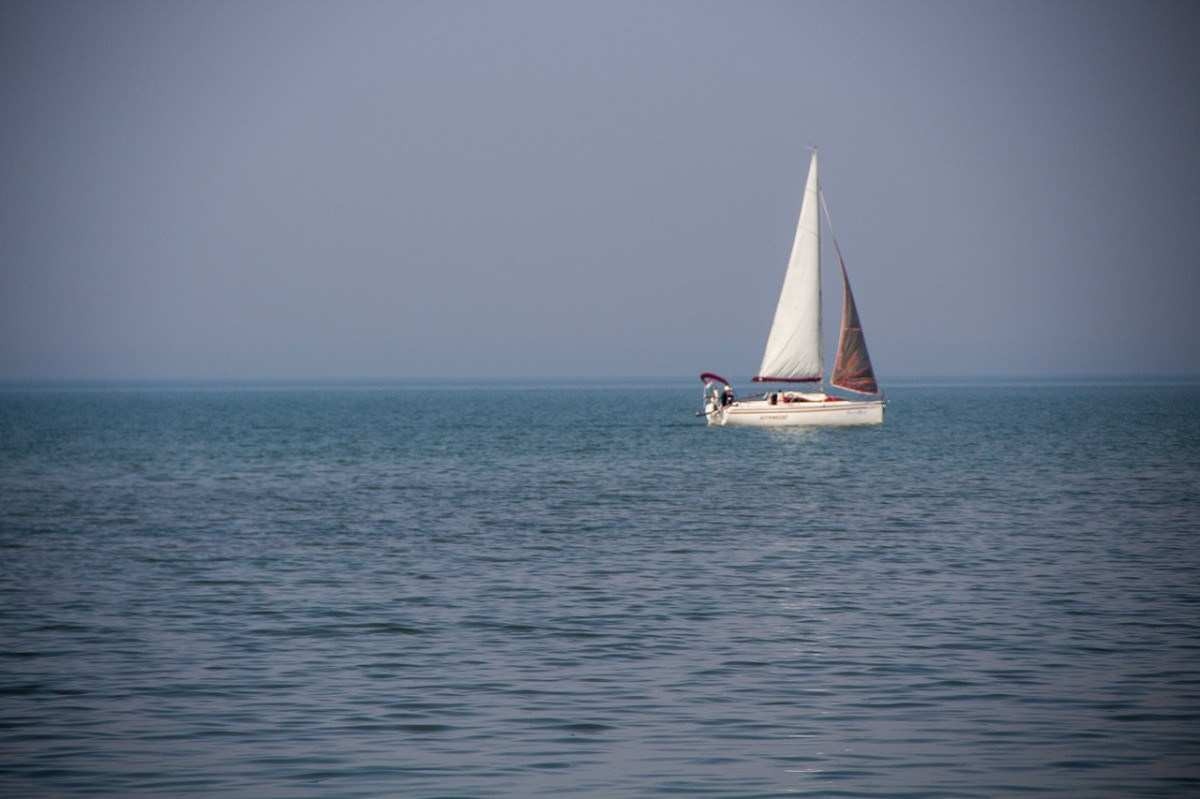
[756,150,821,382]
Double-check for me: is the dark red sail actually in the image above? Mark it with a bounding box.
[830,254,878,395]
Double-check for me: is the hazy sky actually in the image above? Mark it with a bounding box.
[2,0,1198,380]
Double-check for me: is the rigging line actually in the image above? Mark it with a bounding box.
[818,189,849,271]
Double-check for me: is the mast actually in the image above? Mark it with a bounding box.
[754,150,822,383]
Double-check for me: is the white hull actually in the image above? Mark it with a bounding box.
[706,397,884,427]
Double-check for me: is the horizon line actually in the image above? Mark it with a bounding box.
[2,372,1199,386]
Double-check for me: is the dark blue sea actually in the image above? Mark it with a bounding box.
[1,379,1198,797]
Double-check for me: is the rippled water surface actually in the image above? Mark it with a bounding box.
[1,380,1198,796]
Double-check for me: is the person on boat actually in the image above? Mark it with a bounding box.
[722,385,734,407]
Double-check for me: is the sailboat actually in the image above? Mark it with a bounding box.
[700,150,885,427]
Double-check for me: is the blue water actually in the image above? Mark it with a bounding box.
[1,380,1198,797]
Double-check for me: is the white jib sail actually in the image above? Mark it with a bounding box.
[756,150,822,381]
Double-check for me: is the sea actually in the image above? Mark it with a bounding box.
[1,379,1198,797]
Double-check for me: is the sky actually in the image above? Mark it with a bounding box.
[2,0,1198,381]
